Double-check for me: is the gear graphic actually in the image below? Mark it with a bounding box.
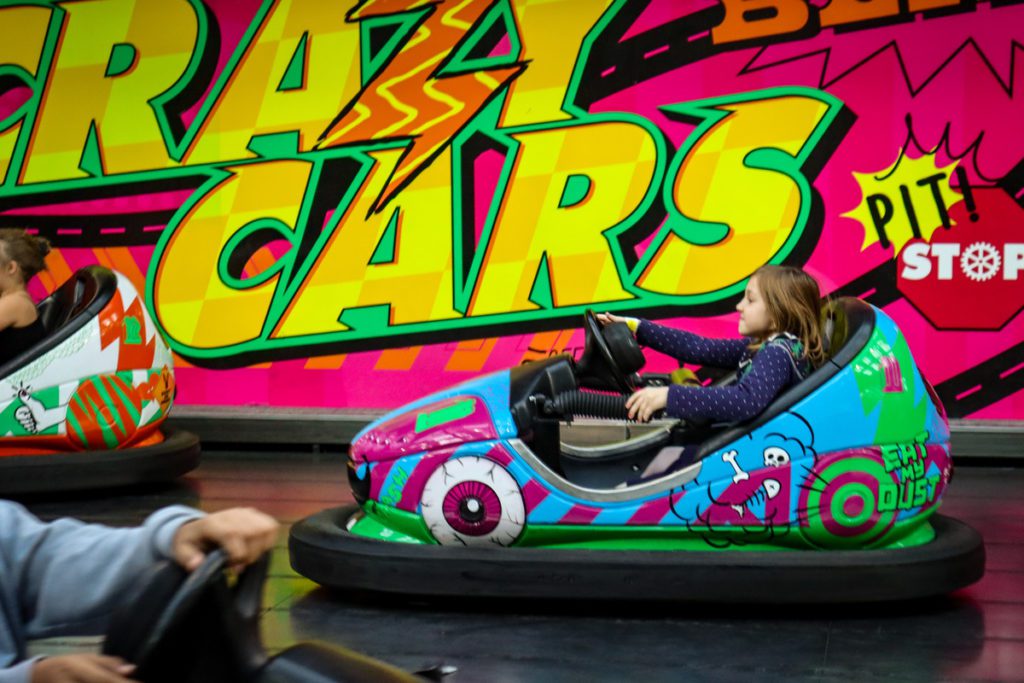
[960,242,1001,281]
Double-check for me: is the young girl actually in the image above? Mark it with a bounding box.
[0,229,50,367]
[598,265,826,424]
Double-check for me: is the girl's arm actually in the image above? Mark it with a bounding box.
[635,320,748,368]
[664,344,793,423]
[0,298,23,332]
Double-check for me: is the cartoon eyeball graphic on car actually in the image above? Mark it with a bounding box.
[420,456,525,547]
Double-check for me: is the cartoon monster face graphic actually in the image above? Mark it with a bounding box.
[700,455,789,526]
[688,413,816,532]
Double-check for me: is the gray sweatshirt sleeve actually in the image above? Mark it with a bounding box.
[0,501,203,675]
[0,658,36,683]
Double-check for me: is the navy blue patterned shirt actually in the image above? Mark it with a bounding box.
[636,320,811,423]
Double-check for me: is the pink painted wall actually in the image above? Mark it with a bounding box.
[1,0,1021,419]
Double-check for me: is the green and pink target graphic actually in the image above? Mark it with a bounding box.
[798,446,951,549]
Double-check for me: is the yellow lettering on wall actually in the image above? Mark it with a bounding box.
[274,148,460,338]
[21,0,197,183]
[468,119,659,315]
[638,95,833,294]
[498,0,613,126]
[152,159,312,348]
[0,5,52,185]
[184,0,362,164]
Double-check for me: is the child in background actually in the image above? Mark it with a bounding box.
[599,264,826,425]
[0,229,51,366]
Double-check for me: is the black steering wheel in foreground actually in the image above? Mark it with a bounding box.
[104,549,429,682]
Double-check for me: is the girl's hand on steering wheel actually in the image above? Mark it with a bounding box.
[626,387,669,422]
[596,312,639,332]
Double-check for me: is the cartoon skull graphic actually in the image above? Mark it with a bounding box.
[763,446,790,468]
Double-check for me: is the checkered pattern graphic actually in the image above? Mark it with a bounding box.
[637,96,833,295]
[22,1,194,183]
[4,0,1022,424]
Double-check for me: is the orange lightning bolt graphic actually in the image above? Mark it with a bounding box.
[315,0,526,213]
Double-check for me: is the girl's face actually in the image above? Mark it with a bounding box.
[737,276,773,337]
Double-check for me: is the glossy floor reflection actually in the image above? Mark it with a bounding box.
[19,452,1024,683]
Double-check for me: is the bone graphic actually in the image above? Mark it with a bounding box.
[722,450,749,483]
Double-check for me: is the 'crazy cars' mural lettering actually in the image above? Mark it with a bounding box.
[1,0,1022,421]
[0,0,846,364]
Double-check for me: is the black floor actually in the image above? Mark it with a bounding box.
[18,452,1024,683]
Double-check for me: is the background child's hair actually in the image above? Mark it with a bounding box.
[749,264,826,367]
[0,228,51,281]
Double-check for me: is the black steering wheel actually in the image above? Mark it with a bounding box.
[577,310,643,393]
[104,549,267,682]
[104,549,431,682]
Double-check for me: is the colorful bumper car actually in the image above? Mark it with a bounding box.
[290,301,985,604]
[0,266,199,495]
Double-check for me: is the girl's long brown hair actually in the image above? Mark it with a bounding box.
[747,264,827,368]
[0,228,51,283]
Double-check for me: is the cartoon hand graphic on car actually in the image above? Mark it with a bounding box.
[16,389,65,434]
